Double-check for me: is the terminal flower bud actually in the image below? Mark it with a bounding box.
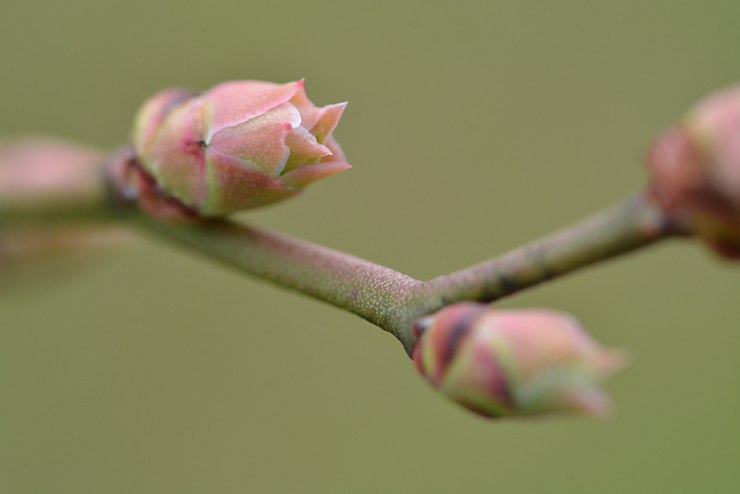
[647,86,740,258]
[130,80,349,216]
[412,303,624,419]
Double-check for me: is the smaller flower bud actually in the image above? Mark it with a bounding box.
[647,86,740,258]
[0,137,105,208]
[129,80,350,218]
[412,303,624,419]
[0,138,136,287]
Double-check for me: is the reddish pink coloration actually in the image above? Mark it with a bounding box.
[320,135,346,163]
[647,86,740,258]
[131,165,201,225]
[647,127,705,211]
[141,99,207,207]
[129,79,349,218]
[131,88,200,153]
[474,310,621,385]
[0,138,104,206]
[284,126,332,171]
[202,80,304,141]
[413,303,624,418]
[281,162,351,188]
[208,104,298,175]
[413,302,488,386]
[104,146,200,224]
[308,103,347,143]
[687,87,740,199]
[288,82,324,129]
[201,149,300,213]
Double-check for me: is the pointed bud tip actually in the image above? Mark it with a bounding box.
[280,161,350,188]
[129,79,349,216]
[594,348,629,378]
[564,388,613,418]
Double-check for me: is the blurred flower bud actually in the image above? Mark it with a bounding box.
[647,86,740,258]
[0,137,105,208]
[0,138,135,288]
[130,80,350,217]
[412,303,624,419]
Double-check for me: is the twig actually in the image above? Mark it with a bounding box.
[0,147,678,353]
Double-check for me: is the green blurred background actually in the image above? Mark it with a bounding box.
[1,1,739,492]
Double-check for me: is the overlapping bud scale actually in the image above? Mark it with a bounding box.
[412,303,624,419]
[131,80,349,216]
[647,86,740,258]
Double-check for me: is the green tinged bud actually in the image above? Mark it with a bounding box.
[412,303,624,419]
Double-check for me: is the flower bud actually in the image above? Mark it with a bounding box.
[0,137,104,207]
[647,86,740,258]
[130,80,350,217]
[412,303,624,418]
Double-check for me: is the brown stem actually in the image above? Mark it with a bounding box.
[128,212,424,345]
[418,192,675,310]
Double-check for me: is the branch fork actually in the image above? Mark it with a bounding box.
[5,79,740,419]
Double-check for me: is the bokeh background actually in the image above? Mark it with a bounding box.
[1,1,739,492]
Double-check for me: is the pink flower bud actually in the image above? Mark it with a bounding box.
[412,303,624,418]
[130,80,350,216]
[0,137,105,207]
[647,86,740,258]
